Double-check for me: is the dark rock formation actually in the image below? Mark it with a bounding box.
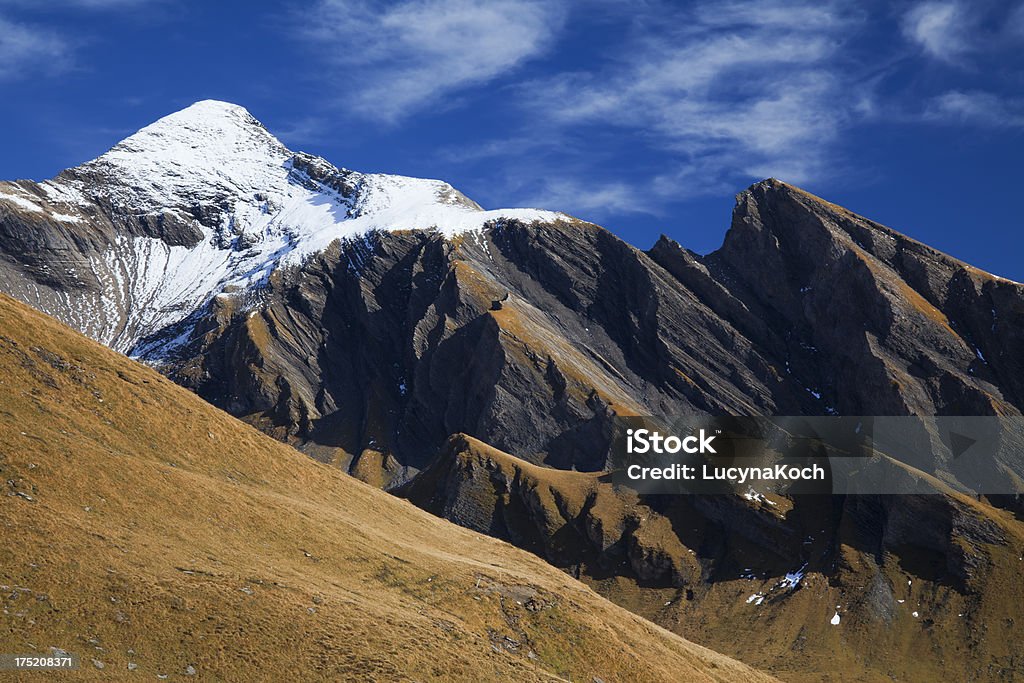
[150,181,1024,488]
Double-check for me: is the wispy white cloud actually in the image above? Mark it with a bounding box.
[523,177,660,216]
[298,0,566,122]
[511,1,863,201]
[284,0,1023,223]
[0,0,164,82]
[925,90,1024,127]
[0,14,70,81]
[901,1,1024,64]
[693,0,846,29]
[902,1,967,62]
[438,135,553,164]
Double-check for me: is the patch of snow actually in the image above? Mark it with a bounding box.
[746,593,765,606]
[912,611,919,618]
[777,563,807,590]
[0,192,43,213]
[742,487,776,506]
[39,180,89,206]
[49,212,82,223]
[830,610,841,625]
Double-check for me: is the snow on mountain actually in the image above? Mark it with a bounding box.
[68,100,294,213]
[2,100,566,359]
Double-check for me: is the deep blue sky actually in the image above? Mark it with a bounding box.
[1,0,1022,279]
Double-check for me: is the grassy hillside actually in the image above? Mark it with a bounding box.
[0,294,775,682]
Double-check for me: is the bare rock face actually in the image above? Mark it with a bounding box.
[703,180,1023,417]
[164,215,811,484]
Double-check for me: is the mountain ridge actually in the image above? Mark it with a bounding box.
[2,102,1024,681]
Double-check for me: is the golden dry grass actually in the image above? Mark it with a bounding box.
[0,294,776,682]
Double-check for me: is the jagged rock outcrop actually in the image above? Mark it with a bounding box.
[168,218,820,481]
[162,181,1024,489]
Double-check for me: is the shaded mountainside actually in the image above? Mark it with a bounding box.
[0,293,774,682]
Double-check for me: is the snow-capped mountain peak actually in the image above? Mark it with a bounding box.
[0,100,567,359]
[73,100,292,217]
[52,99,560,241]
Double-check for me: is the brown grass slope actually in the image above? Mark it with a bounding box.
[409,435,1024,682]
[0,293,776,682]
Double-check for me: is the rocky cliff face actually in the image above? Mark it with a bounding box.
[164,179,1024,491]
[705,181,1024,417]
[168,216,817,482]
[2,102,1023,681]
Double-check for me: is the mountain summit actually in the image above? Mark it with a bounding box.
[64,100,293,220]
[0,100,564,356]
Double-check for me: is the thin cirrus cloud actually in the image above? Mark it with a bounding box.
[901,2,1024,129]
[298,0,567,123]
[0,0,162,82]
[0,14,70,81]
[477,0,1023,218]
[901,1,1024,63]
[507,0,865,212]
[526,177,659,217]
[925,90,1024,128]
